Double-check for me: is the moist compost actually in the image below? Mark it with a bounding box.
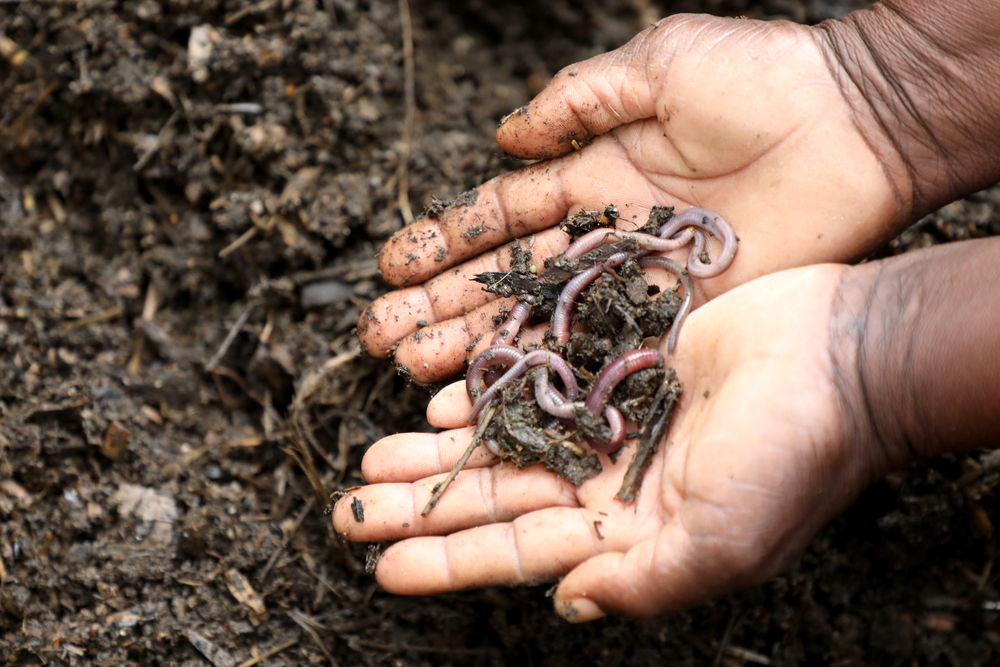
[467,207,686,496]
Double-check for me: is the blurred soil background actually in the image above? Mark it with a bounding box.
[1,0,999,664]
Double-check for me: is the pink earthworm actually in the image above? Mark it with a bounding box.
[491,301,533,346]
[658,208,737,278]
[637,256,694,354]
[466,345,524,398]
[550,249,646,345]
[596,405,626,454]
[469,349,580,423]
[532,369,626,453]
[583,348,663,451]
[532,368,577,419]
[563,227,697,260]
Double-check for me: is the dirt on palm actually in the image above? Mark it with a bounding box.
[2,0,999,664]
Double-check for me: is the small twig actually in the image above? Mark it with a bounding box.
[236,639,298,667]
[60,304,123,329]
[205,305,254,372]
[422,403,496,517]
[218,225,260,258]
[134,110,179,171]
[396,0,415,224]
[616,370,681,503]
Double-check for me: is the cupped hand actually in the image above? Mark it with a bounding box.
[334,264,891,621]
[359,14,902,383]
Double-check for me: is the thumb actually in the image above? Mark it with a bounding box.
[553,520,715,622]
[496,24,663,160]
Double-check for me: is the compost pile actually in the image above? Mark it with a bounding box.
[2,0,1000,665]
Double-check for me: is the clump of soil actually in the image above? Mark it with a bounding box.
[471,207,685,494]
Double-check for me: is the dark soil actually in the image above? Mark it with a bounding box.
[2,1,999,665]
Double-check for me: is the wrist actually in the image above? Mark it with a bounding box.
[830,238,1000,470]
[813,1,1000,219]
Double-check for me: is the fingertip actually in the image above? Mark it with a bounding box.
[360,433,407,482]
[556,596,606,623]
[394,319,471,383]
[379,219,450,287]
[427,381,472,429]
[375,538,450,595]
[358,289,435,358]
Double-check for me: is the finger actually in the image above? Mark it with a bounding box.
[333,464,578,542]
[374,506,617,595]
[554,520,710,622]
[378,132,665,289]
[393,304,546,384]
[496,24,661,159]
[361,428,495,483]
[426,381,472,429]
[359,226,567,358]
[378,163,571,288]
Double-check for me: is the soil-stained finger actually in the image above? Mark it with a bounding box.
[391,298,512,382]
[332,464,578,542]
[495,28,659,159]
[373,507,617,595]
[359,227,568,358]
[361,429,495,483]
[378,162,572,287]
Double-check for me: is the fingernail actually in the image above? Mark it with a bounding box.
[558,597,605,623]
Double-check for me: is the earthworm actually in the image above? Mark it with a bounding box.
[637,256,693,354]
[581,349,663,451]
[658,208,737,278]
[532,368,577,419]
[550,249,645,345]
[466,345,523,397]
[563,227,697,260]
[585,348,663,421]
[469,349,580,423]
[597,405,626,454]
[532,369,626,453]
[491,301,533,346]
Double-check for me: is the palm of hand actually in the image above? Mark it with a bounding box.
[359,14,898,384]
[335,266,878,621]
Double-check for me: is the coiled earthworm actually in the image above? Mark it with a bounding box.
[581,348,663,451]
[583,346,662,429]
[469,349,580,423]
[658,208,737,278]
[563,227,697,260]
[550,250,646,345]
[533,369,626,453]
[491,301,533,346]
[532,368,578,419]
[637,256,693,354]
[466,345,524,397]
[596,405,626,453]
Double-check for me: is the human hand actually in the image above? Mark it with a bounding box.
[359,14,904,383]
[334,263,895,621]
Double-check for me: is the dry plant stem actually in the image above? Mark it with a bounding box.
[422,403,497,517]
[616,372,679,503]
